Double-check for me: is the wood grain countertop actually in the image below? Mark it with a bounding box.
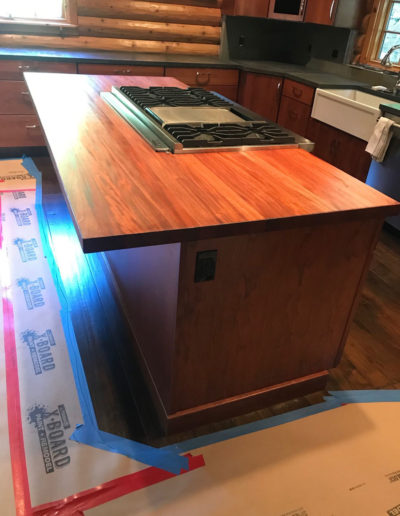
[25,73,400,253]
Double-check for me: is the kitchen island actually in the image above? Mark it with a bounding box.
[25,73,400,433]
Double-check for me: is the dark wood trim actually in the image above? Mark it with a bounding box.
[164,372,328,433]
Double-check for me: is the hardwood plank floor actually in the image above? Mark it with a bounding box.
[30,156,400,447]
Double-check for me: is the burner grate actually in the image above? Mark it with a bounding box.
[119,86,233,109]
[163,122,295,148]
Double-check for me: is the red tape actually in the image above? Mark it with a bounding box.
[1,190,205,515]
[3,296,32,515]
[32,454,205,515]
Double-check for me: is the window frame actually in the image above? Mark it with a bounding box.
[0,0,77,29]
[361,0,400,71]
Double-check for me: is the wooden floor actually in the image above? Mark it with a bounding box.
[32,155,400,447]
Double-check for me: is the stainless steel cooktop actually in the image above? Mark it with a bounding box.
[102,86,314,154]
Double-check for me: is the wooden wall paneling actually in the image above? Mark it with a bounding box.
[0,34,220,56]
[105,244,181,411]
[78,17,221,43]
[170,219,382,412]
[77,0,222,26]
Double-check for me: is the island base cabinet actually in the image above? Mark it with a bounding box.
[105,216,383,433]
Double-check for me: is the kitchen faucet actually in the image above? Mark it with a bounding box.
[380,44,400,95]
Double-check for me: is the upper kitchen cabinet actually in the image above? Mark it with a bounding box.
[233,0,270,17]
[238,72,282,122]
[305,0,364,28]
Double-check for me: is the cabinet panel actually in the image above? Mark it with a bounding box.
[278,96,311,136]
[234,0,270,17]
[0,81,35,115]
[0,115,45,147]
[306,118,371,181]
[0,60,76,80]
[238,72,282,122]
[78,63,164,76]
[305,0,338,25]
[165,67,239,86]
[282,79,314,106]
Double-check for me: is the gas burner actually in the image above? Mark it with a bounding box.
[119,86,233,109]
[163,122,295,148]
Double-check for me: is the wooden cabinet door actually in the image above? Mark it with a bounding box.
[277,96,311,136]
[234,0,269,17]
[238,72,282,122]
[305,0,338,25]
[306,118,371,181]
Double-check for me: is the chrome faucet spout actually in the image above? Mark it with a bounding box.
[380,44,400,67]
[380,44,400,95]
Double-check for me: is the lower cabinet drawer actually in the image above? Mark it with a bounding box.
[0,81,35,115]
[277,96,311,137]
[0,115,45,147]
[0,60,76,80]
[165,67,239,87]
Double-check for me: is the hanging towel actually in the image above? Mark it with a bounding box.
[366,116,395,163]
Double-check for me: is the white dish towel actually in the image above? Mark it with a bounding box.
[366,116,395,163]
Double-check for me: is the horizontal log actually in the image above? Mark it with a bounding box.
[78,16,220,43]
[140,0,220,6]
[0,34,220,56]
[77,0,222,26]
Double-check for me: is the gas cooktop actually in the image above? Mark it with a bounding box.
[102,86,314,154]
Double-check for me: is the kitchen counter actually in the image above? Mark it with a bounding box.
[0,46,369,89]
[24,72,400,433]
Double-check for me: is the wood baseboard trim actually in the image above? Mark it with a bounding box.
[164,371,328,434]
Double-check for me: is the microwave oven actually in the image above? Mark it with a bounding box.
[268,0,308,21]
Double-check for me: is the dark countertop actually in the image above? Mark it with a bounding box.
[0,46,368,89]
[232,60,366,88]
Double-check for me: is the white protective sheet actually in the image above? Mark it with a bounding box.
[87,402,400,516]
[0,161,150,511]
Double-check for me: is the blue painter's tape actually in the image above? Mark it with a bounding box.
[20,157,189,474]
[329,390,400,403]
[71,425,189,475]
[165,397,343,455]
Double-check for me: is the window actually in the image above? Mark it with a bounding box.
[362,0,400,69]
[379,1,400,63]
[0,0,77,26]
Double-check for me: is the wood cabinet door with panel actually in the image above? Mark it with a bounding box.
[238,72,282,122]
[306,118,371,181]
[278,96,311,136]
[305,0,338,25]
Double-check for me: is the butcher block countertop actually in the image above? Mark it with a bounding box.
[25,73,400,253]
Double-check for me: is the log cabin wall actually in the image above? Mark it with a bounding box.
[0,0,222,56]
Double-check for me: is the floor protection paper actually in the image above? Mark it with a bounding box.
[0,159,187,514]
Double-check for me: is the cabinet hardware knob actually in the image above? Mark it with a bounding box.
[21,91,30,95]
[292,87,302,98]
[25,125,38,129]
[196,71,211,85]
